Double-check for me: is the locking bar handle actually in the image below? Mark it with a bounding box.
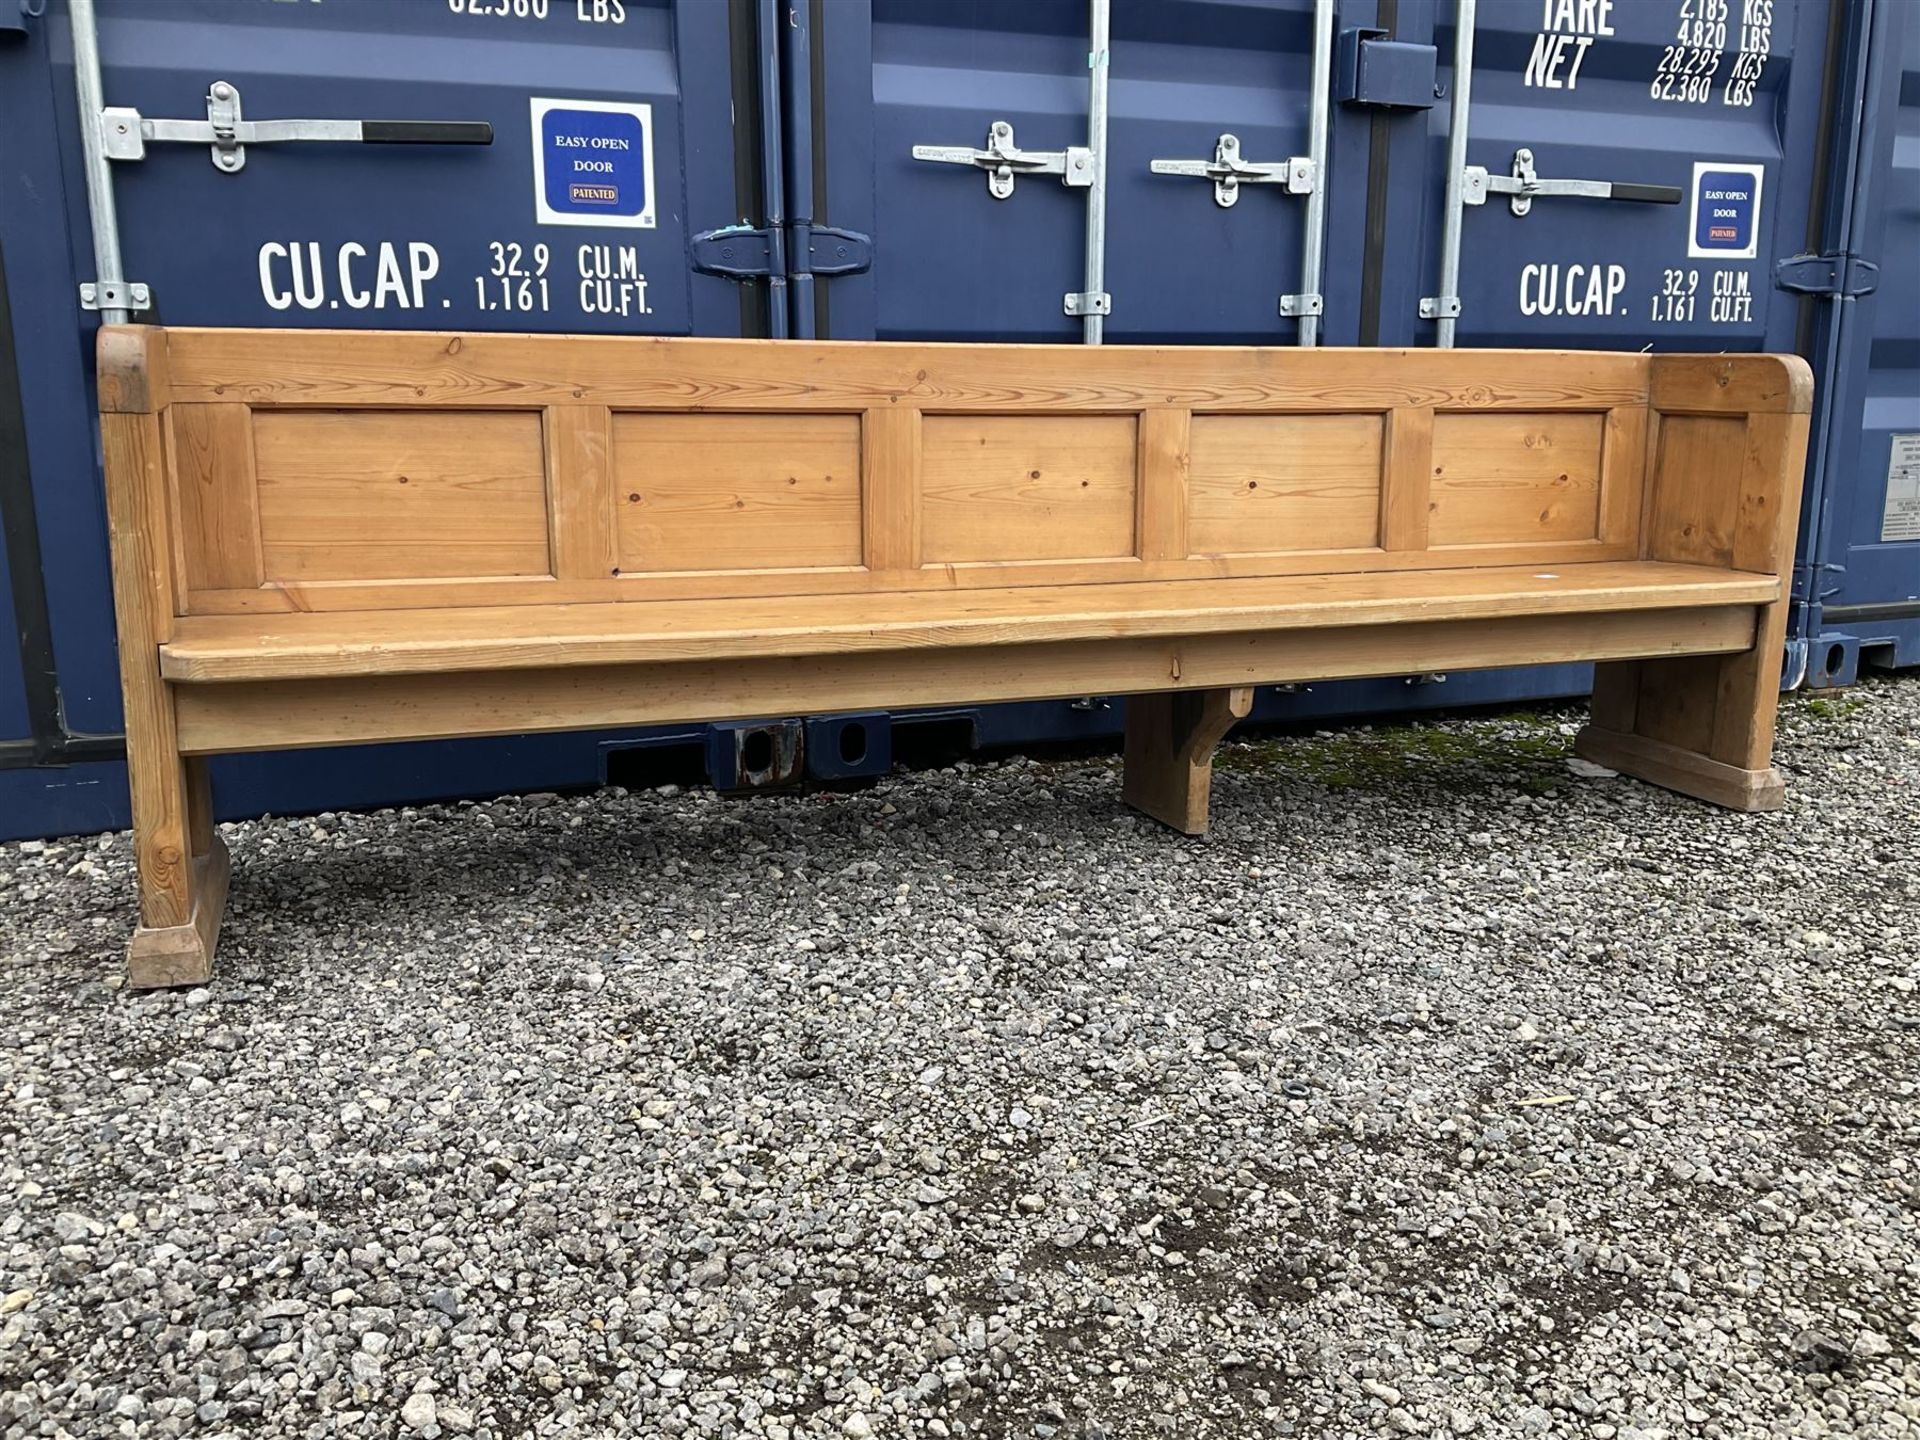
[1608,181,1687,205]
[100,80,493,174]
[1150,134,1314,207]
[1466,148,1682,216]
[360,120,495,146]
[912,120,1093,200]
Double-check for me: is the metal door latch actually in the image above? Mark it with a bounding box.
[1465,148,1682,217]
[99,80,492,174]
[912,120,1094,199]
[1153,132,1320,319]
[1150,134,1314,208]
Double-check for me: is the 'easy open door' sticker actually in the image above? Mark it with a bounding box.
[1688,162,1763,260]
[531,98,655,229]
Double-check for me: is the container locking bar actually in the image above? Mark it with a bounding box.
[1144,0,1335,342]
[99,80,492,175]
[912,120,1094,200]
[1465,147,1682,217]
[908,0,1113,338]
[1150,134,1314,208]
[1150,137,1321,320]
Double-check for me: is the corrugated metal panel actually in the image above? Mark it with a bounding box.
[0,0,760,835]
[1802,0,1919,680]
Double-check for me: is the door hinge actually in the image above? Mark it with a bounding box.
[690,223,873,282]
[1775,253,1879,298]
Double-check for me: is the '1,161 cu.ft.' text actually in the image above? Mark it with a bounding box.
[1650,268,1755,324]
[471,241,651,317]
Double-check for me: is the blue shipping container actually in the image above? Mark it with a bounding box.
[0,0,1913,841]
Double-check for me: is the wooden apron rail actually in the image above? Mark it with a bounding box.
[97,327,1811,986]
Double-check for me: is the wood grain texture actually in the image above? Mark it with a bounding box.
[862,406,920,573]
[1429,412,1605,546]
[1598,405,1648,552]
[1650,353,1814,415]
[253,410,551,581]
[1136,408,1190,562]
[161,329,1654,413]
[98,326,169,413]
[1706,409,1810,768]
[1581,389,1812,803]
[920,415,1137,564]
[1187,414,1383,555]
[1644,415,1747,568]
[157,562,1779,683]
[1122,686,1253,834]
[545,405,617,580]
[1380,406,1434,553]
[102,405,197,930]
[1573,728,1784,811]
[171,403,264,593]
[613,412,862,573]
[127,836,229,989]
[177,536,1650,615]
[172,606,1759,757]
[95,324,1822,986]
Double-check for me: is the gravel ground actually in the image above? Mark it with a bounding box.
[2,675,1916,1440]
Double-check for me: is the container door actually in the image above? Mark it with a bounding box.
[1380,0,1833,354]
[0,0,759,742]
[816,0,1374,343]
[62,0,754,337]
[1802,0,1920,679]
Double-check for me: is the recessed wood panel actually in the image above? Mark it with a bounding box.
[1429,412,1605,547]
[1646,415,1746,568]
[252,410,550,581]
[171,403,263,592]
[921,415,1137,564]
[613,413,862,573]
[1188,414,1384,555]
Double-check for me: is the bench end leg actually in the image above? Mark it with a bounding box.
[127,832,230,989]
[1573,724,1785,812]
[1123,686,1254,835]
[1581,625,1789,814]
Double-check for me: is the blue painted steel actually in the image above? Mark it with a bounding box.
[0,0,757,838]
[0,529,30,746]
[3,0,1915,845]
[962,669,1598,750]
[0,727,715,844]
[1793,0,1920,680]
[822,0,1370,344]
[705,719,805,791]
[1337,29,1440,110]
[1384,0,1831,353]
[804,713,894,782]
[808,0,1829,736]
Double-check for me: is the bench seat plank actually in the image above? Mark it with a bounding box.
[158,561,1778,683]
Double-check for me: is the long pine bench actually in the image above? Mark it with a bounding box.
[98,327,1811,986]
